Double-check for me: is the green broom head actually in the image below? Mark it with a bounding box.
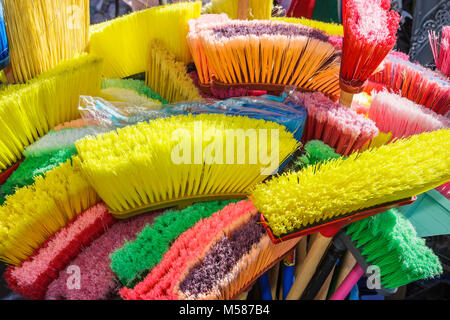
[345,209,443,289]
[291,140,341,171]
[101,78,168,105]
[110,200,236,288]
[0,147,77,204]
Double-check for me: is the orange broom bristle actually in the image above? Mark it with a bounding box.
[189,20,341,97]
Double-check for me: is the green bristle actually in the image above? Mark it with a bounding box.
[292,140,341,171]
[0,147,77,204]
[345,209,443,289]
[102,78,167,104]
[110,200,236,288]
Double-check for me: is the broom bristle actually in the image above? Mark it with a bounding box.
[252,129,450,237]
[290,91,378,155]
[0,157,100,265]
[368,90,450,141]
[102,78,166,104]
[191,20,341,96]
[46,211,159,300]
[429,26,450,78]
[146,40,202,103]
[4,203,114,300]
[75,114,299,218]
[340,0,400,90]
[346,209,443,289]
[207,0,273,20]
[111,201,235,288]
[2,0,90,83]
[53,119,88,131]
[272,17,344,36]
[370,53,450,116]
[89,1,202,78]
[0,54,102,173]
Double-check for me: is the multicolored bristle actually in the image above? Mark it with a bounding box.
[146,40,202,103]
[4,203,114,300]
[290,92,378,155]
[0,157,100,265]
[191,20,341,96]
[111,200,235,288]
[252,129,450,237]
[75,114,299,218]
[340,0,400,95]
[46,211,160,300]
[89,2,202,78]
[345,209,443,289]
[368,90,450,141]
[370,53,450,116]
[2,0,89,82]
[0,147,77,204]
[429,26,450,78]
[0,54,102,174]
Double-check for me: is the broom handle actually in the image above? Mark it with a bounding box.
[237,0,249,19]
[335,251,357,289]
[330,264,364,300]
[339,90,354,107]
[286,234,332,300]
[315,265,336,300]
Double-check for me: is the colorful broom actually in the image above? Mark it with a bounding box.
[429,26,450,78]
[0,54,102,177]
[0,157,99,266]
[75,114,299,218]
[369,53,450,116]
[4,203,114,299]
[89,1,202,78]
[339,0,400,107]
[189,20,341,96]
[2,0,90,83]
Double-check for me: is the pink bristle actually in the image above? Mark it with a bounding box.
[5,203,114,300]
[45,212,160,300]
[429,26,450,78]
[120,200,255,300]
[340,0,400,91]
[368,91,450,141]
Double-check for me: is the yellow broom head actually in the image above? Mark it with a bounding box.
[196,20,341,96]
[0,157,99,265]
[89,1,202,78]
[0,54,102,174]
[272,17,344,36]
[146,40,202,103]
[206,0,273,20]
[75,114,300,218]
[252,129,450,237]
[3,0,90,83]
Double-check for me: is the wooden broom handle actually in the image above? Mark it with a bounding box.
[339,90,354,107]
[335,250,357,288]
[286,234,332,300]
[237,0,249,20]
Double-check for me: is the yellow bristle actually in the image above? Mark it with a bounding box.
[89,1,202,79]
[0,157,99,265]
[197,20,341,96]
[2,0,90,83]
[359,131,393,152]
[0,54,102,173]
[252,129,450,237]
[75,114,300,218]
[207,0,273,20]
[99,87,162,109]
[272,17,344,36]
[146,40,202,103]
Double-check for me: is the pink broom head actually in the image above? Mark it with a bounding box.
[46,212,160,300]
[435,182,450,200]
[368,90,450,141]
[293,91,378,156]
[340,0,400,93]
[370,53,450,116]
[429,26,450,78]
[4,203,115,300]
[119,200,257,300]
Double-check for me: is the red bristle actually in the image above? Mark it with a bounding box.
[340,0,400,91]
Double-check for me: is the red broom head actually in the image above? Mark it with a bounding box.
[340,0,400,92]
